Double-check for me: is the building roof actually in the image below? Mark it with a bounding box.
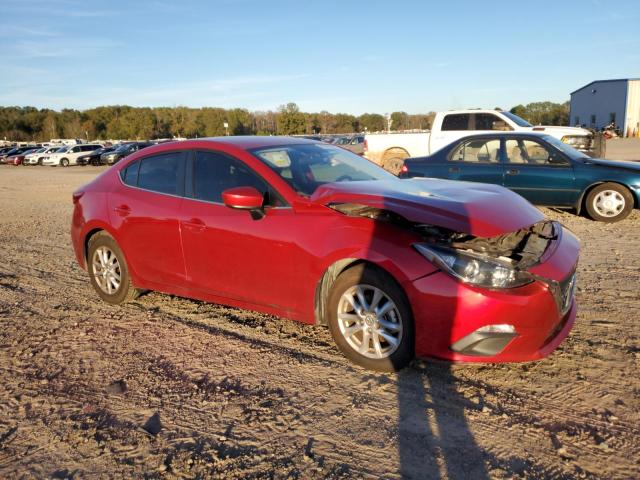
[570,78,640,95]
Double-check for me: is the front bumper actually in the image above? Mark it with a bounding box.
[407,226,580,362]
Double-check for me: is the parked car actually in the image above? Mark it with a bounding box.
[401,132,640,222]
[101,142,153,165]
[0,146,38,164]
[365,109,594,174]
[8,148,40,165]
[71,137,579,371]
[77,146,116,166]
[341,135,365,155]
[42,144,103,167]
[24,146,64,165]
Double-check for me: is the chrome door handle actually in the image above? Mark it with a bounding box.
[506,168,519,175]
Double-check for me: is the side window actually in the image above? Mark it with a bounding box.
[450,138,501,163]
[474,114,513,131]
[193,151,284,206]
[138,152,183,195]
[505,139,568,165]
[441,114,471,131]
[121,161,140,186]
[70,146,80,153]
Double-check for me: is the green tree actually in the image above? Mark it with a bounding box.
[277,102,305,135]
[390,111,409,131]
[358,113,385,132]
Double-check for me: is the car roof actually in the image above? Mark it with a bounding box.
[197,135,316,150]
[455,131,550,139]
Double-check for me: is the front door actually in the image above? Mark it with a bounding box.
[503,138,578,206]
[179,150,300,315]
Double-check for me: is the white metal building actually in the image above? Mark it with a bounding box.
[569,78,640,136]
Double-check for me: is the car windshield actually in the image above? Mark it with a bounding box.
[542,135,590,159]
[56,146,70,153]
[251,142,394,197]
[115,144,132,152]
[501,112,533,127]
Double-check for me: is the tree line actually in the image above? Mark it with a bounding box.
[0,101,568,142]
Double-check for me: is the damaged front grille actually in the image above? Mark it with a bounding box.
[329,202,558,269]
[414,220,557,269]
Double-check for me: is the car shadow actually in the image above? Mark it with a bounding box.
[360,178,491,478]
[396,363,490,479]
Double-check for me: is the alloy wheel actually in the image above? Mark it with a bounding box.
[336,284,403,359]
[92,246,122,294]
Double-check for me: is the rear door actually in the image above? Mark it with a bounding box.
[503,137,578,206]
[109,150,188,287]
[445,137,504,184]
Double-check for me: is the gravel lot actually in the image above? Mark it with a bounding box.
[0,165,638,479]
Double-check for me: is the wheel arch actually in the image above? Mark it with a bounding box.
[313,258,408,326]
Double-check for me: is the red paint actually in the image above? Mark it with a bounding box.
[71,137,579,362]
[222,186,264,209]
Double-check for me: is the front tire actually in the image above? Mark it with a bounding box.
[87,232,141,304]
[327,264,414,372]
[60,158,70,167]
[585,183,634,222]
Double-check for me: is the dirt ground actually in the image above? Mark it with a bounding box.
[0,165,638,480]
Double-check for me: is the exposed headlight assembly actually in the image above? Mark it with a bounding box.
[414,244,534,289]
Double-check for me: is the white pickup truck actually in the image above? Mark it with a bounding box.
[364,109,594,173]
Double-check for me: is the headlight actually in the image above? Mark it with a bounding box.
[561,135,589,146]
[414,244,534,289]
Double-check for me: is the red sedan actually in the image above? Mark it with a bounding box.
[71,137,579,371]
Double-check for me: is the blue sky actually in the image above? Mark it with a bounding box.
[1,0,639,114]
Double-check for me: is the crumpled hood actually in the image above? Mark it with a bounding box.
[311,178,545,237]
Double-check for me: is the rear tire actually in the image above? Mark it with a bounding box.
[382,148,409,175]
[87,231,141,304]
[327,264,414,372]
[585,183,633,222]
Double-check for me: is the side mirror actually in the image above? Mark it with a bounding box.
[222,186,265,220]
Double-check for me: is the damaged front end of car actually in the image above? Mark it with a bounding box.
[329,201,575,321]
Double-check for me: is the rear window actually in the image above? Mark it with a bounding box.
[441,114,471,131]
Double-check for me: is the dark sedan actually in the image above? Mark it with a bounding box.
[401,133,640,222]
[78,146,116,166]
[101,142,153,165]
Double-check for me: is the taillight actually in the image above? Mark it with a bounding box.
[400,164,408,173]
[363,138,368,152]
[72,190,84,204]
